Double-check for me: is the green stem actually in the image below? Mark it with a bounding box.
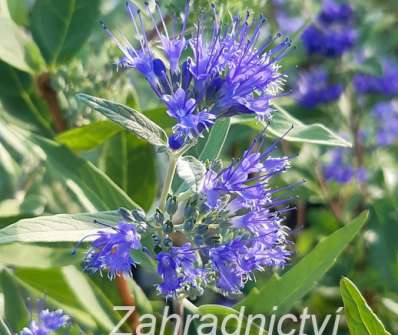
[159,153,178,211]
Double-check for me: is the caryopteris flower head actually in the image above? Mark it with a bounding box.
[79,132,295,297]
[323,148,367,184]
[157,243,206,298]
[295,67,343,108]
[20,309,70,335]
[353,59,398,97]
[198,133,294,293]
[301,1,356,58]
[103,1,290,149]
[372,100,398,146]
[83,220,142,279]
[201,134,291,209]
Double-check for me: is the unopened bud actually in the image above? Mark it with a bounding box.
[166,195,178,216]
[163,220,174,234]
[131,209,146,222]
[155,209,164,225]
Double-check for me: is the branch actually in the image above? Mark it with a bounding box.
[115,276,141,334]
[36,73,66,132]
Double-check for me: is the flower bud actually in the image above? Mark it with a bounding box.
[151,233,161,246]
[155,209,164,225]
[183,218,195,231]
[166,195,178,216]
[131,209,146,222]
[119,207,133,221]
[163,220,174,234]
[162,235,173,249]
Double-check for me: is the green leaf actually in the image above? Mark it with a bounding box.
[350,58,383,77]
[0,318,12,335]
[77,93,168,148]
[0,62,52,134]
[30,133,139,211]
[0,243,78,268]
[237,211,368,314]
[56,120,122,151]
[0,18,45,73]
[1,123,138,214]
[199,118,231,160]
[369,198,398,291]
[13,268,97,328]
[62,266,120,331]
[176,156,206,192]
[6,0,29,26]
[232,104,352,147]
[0,195,45,226]
[1,270,29,332]
[99,132,157,210]
[0,211,120,244]
[30,0,100,65]
[340,277,391,335]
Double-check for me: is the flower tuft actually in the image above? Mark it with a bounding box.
[103,2,290,149]
[301,1,356,58]
[295,67,343,108]
[20,309,70,335]
[83,221,142,279]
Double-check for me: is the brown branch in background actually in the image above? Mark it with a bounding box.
[296,200,306,232]
[36,73,66,132]
[147,15,172,41]
[316,166,343,222]
[350,113,369,200]
[115,276,141,334]
[173,299,184,335]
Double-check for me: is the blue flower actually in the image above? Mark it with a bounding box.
[104,2,289,149]
[353,59,398,97]
[83,221,142,279]
[318,1,354,25]
[323,148,366,184]
[201,135,290,209]
[209,235,290,293]
[301,1,356,57]
[157,243,205,298]
[295,68,343,108]
[372,101,398,146]
[199,134,293,293]
[162,88,215,144]
[20,309,70,335]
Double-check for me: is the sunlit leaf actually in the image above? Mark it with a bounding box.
[30,0,101,65]
[341,277,391,335]
[232,104,351,147]
[77,93,168,148]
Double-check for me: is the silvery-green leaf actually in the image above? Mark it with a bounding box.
[232,104,351,148]
[177,156,206,192]
[77,93,168,148]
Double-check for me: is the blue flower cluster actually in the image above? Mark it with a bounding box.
[323,148,366,184]
[83,135,293,298]
[301,1,356,58]
[104,2,290,149]
[295,68,343,108]
[372,101,398,146]
[83,220,142,279]
[354,60,398,96]
[20,309,70,335]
